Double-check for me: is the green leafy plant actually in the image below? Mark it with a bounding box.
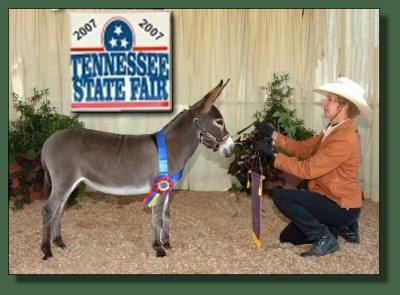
[9,88,85,210]
[228,73,316,195]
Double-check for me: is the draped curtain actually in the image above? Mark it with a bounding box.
[9,9,379,201]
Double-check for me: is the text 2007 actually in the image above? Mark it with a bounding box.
[138,18,165,40]
[73,19,97,41]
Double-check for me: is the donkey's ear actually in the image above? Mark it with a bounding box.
[201,79,230,111]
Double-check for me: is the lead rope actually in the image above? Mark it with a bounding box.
[233,121,256,141]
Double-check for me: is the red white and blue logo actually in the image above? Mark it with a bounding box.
[70,12,171,112]
[103,18,134,52]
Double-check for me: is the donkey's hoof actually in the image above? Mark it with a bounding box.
[41,243,53,260]
[162,242,172,249]
[53,237,66,249]
[42,252,53,260]
[156,250,167,257]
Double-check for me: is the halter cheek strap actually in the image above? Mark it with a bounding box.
[192,118,230,152]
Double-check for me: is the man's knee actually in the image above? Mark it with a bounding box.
[272,189,287,207]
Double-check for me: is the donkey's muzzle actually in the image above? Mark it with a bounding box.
[200,132,230,152]
[219,136,235,157]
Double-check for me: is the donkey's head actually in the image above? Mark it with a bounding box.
[190,80,234,157]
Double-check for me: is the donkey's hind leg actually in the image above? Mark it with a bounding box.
[41,204,54,260]
[41,186,73,260]
[151,195,168,257]
[51,201,68,249]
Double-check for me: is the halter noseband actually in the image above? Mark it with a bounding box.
[192,117,230,152]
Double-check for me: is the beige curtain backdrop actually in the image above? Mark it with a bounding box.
[9,9,379,201]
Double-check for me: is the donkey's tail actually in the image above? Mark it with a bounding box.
[41,158,52,199]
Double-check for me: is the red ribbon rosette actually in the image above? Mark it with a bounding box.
[153,176,174,195]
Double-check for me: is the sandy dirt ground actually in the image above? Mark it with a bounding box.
[9,190,379,274]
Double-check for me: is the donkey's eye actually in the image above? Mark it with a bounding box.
[215,119,224,126]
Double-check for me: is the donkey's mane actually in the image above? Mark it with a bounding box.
[161,108,190,131]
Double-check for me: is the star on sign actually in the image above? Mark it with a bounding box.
[114,25,123,36]
[109,38,118,48]
[120,38,129,48]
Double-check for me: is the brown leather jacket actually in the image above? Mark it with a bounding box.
[273,120,363,208]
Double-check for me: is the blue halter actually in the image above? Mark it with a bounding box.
[143,131,184,207]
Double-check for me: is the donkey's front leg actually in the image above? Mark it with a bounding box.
[151,195,167,257]
[161,194,171,249]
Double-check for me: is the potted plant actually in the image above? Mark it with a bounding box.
[9,88,85,210]
[228,73,316,195]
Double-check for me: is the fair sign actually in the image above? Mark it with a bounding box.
[70,11,172,112]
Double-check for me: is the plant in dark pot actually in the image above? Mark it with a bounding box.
[9,88,85,211]
[228,73,316,195]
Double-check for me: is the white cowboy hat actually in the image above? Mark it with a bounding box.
[313,77,372,117]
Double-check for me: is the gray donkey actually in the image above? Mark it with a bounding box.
[40,80,234,259]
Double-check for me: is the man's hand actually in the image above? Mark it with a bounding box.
[254,122,275,138]
[254,141,276,159]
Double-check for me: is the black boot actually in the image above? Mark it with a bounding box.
[300,232,339,257]
[339,221,359,243]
